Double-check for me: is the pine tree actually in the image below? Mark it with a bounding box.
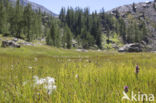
[9,0,23,38]
[65,25,72,49]
[47,21,56,46]
[119,18,126,43]
[46,19,60,47]
[32,9,42,39]
[81,27,94,48]
[91,12,102,48]
[140,21,147,41]
[4,0,10,35]
[23,4,33,41]
[59,8,66,26]
[0,0,6,34]
[84,8,91,31]
[134,22,140,42]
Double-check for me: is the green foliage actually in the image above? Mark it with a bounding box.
[46,19,61,47]
[126,18,147,43]
[0,0,43,41]
[65,25,72,49]
[102,33,122,49]
[59,8,66,27]
[0,1,150,49]
[81,28,95,49]
[61,25,72,49]
[0,0,7,34]
[10,0,23,38]
[23,4,34,41]
[59,7,103,49]
[100,11,148,44]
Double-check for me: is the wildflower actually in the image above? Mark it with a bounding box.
[124,86,128,93]
[23,81,27,86]
[33,75,56,94]
[28,66,32,69]
[68,59,71,62]
[33,75,39,80]
[11,65,14,70]
[34,57,38,62]
[75,74,78,78]
[136,65,139,74]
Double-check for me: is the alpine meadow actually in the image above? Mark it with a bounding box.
[0,0,156,103]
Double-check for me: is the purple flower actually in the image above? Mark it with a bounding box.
[136,65,139,74]
[124,86,128,93]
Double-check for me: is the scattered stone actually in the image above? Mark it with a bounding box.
[97,49,101,52]
[19,42,33,46]
[12,38,18,42]
[76,49,88,52]
[151,51,156,53]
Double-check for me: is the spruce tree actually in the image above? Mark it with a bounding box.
[0,0,6,34]
[9,0,23,38]
[119,18,126,43]
[23,4,33,41]
[59,8,66,26]
[65,25,72,49]
[46,19,60,47]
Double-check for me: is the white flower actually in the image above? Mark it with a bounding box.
[75,74,78,78]
[34,57,38,62]
[33,75,39,80]
[23,81,27,86]
[68,59,71,62]
[44,85,57,95]
[11,65,14,70]
[36,78,46,85]
[33,75,56,94]
[46,77,55,84]
[28,66,32,69]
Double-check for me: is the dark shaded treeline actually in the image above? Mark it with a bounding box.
[0,0,148,49]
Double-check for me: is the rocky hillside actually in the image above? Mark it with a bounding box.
[108,0,156,51]
[8,0,57,16]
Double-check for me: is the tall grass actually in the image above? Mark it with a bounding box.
[0,53,156,103]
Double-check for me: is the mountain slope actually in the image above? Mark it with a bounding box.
[108,1,156,51]
[8,0,57,16]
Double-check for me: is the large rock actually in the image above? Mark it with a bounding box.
[118,43,142,52]
[1,40,20,48]
[108,1,156,51]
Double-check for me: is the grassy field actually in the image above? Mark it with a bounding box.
[0,46,156,103]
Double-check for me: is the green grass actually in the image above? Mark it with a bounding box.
[0,45,106,57]
[0,46,156,103]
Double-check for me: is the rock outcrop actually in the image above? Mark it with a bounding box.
[108,1,156,51]
[118,43,143,52]
[1,40,20,48]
